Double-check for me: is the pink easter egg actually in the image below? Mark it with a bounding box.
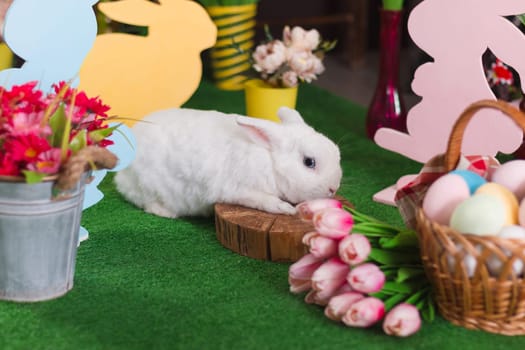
[422,173,470,225]
[491,160,525,201]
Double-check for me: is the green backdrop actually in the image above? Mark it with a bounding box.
[1,81,524,349]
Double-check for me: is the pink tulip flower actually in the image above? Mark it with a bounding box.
[338,234,371,266]
[305,289,330,306]
[312,208,354,239]
[342,297,385,328]
[324,292,365,321]
[302,231,338,259]
[288,253,325,293]
[383,303,422,337]
[347,263,386,294]
[311,257,350,300]
[296,199,342,221]
[305,282,354,306]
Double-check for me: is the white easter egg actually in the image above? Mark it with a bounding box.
[446,249,477,278]
[491,160,525,201]
[499,225,525,240]
[422,173,470,225]
[486,225,525,277]
[450,193,506,236]
[475,182,519,225]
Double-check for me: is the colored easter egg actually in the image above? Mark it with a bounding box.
[491,160,525,201]
[475,182,519,225]
[449,169,487,194]
[422,173,470,225]
[519,197,525,227]
[450,193,506,236]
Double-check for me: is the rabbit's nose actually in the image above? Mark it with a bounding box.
[328,188,336,197]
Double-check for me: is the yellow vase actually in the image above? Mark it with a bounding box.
[206,4,257,91]
[244,79,298,122]
[0,43,13,71]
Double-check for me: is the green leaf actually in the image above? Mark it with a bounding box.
[518,14,525,26]
[382,280,428,295]
[395,267,426,283]
[49,105,67,147]
[379,230,419,249]
[22,170,47,184]
[369,248,421,265]
[383,293,408,311]
[88,124,119,143]
[421,296,436,322]
[69,130,87,153]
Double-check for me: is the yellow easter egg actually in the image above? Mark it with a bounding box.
[475,183,519,225]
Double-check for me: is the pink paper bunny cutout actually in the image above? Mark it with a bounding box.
[374,0,525,163]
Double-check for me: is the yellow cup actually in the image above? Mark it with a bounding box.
[244,79,298,122]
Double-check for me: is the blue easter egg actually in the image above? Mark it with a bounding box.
[449,169,487,194]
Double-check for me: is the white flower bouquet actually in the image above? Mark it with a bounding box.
[251,26,336,88]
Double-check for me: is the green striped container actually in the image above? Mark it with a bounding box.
[207,4,257,90]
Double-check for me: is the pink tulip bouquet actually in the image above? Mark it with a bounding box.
[289,199,434,337]
[251,25,336,88]
[0,81,117,184]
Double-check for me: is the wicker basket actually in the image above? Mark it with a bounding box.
[416,99,525,335]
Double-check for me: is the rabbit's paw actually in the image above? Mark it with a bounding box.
[258,197,297,215]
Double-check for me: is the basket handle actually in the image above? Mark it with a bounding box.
[444,99,525,171]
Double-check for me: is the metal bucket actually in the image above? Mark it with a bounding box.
[0,174,88,302]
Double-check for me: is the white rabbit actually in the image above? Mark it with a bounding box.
[115,107,343,218]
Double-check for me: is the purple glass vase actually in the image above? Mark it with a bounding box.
[366,9,407,140]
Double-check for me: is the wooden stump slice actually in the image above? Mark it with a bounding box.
[214,197,352,262]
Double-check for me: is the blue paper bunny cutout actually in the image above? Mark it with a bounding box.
[0,0,137,242]
[0,0,98,91]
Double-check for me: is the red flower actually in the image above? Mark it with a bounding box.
[1,81,47,115]
[0,153,20,176]
[5,133,51,163]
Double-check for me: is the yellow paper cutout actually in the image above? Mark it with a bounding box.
[79,0,217,126]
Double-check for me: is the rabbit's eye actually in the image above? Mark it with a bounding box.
[303,156,316,169]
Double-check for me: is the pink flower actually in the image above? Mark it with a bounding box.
[281,70,298,88]
[252,40,287,75]
[27,148,62,174]
[338,234,371,266]
[296,198,342,221]
[283,25,321,52]
[347,263,385,294]
[288,253,325,293]
[312,208,353,239]
[302,231,338,259]
[305,282,353,306]
[311,257,350,301]
[383,303,422,337]
[5,111,50,136]
[324,292,365,321]
[288,51,325,83]
[342,297,385,328]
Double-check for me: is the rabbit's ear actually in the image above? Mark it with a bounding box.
[277,107,304,124]
[236,116,283,150]
[88,0,99,6]
[98,0,161,27]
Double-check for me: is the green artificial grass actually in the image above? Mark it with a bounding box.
[1,81,524,349]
